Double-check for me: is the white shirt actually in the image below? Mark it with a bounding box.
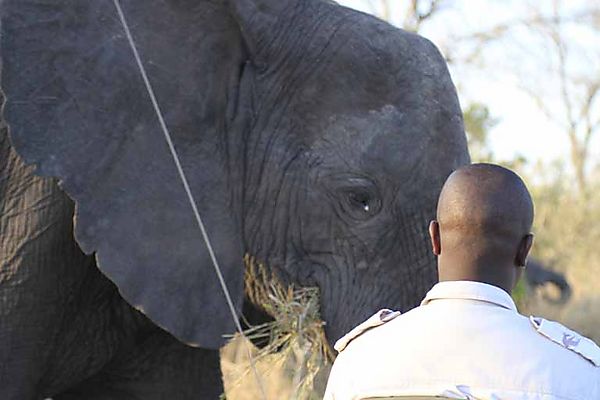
[324,281,600,400]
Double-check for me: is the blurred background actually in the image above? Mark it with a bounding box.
[221,1,600,398]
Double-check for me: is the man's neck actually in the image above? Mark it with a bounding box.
[438,257,514,294]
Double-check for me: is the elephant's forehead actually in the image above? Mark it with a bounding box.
[314,104,434,181]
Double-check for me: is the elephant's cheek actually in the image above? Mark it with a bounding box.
[321,299,379,350]
[321,306,345,349]
[319,260,437,348]
[319,282,368,348]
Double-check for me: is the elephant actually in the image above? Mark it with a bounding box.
[10,0,578,398]
[0,1,573,398]
[526,258,571,304]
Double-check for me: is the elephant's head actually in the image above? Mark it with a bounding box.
[525,258,571,305]
[1,0,469,349]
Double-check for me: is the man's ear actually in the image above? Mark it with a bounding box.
[515,233,534,267]
[429,220,441,256]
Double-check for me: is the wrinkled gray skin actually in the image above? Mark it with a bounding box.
[1,126,224,399]
[0,0,559,399]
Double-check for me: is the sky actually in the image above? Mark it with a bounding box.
[336,0,600,171]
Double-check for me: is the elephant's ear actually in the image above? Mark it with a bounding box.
[1,1,248,348]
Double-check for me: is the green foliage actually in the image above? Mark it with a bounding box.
[463,102,497,162]
[512,277,528,309]
[462,102,529,178]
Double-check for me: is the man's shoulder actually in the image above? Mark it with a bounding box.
[333,305,600,371]
[488,312,600,371]
[527,316,600,368]
[334,309,402,352]
[333,301,485,354]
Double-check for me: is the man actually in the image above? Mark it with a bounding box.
[323,163,599,400]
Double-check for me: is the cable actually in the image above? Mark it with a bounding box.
[111,1,267,398]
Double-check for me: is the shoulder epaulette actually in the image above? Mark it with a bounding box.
[334,309,401,352]
[530,316,600,366]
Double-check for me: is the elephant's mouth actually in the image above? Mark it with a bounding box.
[242,254,335,362]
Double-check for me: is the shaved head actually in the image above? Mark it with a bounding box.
[438,164,533,242]
[429,163,535,293]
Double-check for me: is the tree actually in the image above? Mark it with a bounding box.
[444,0,600,195]
[522,1,600,195]
[462,102,496,162]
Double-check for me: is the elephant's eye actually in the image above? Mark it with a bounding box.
[348,191,372,212]
[339,186,382,220]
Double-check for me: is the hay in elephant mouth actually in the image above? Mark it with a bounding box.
[223,255,333,398]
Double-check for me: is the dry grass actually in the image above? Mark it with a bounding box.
[221,255,333,400]
[523,169,600,342]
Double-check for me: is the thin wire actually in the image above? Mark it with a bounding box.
[111,1,267,398]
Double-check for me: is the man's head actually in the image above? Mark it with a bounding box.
[429,163,534,293]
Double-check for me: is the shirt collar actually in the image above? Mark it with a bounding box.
[421,280,518,312]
